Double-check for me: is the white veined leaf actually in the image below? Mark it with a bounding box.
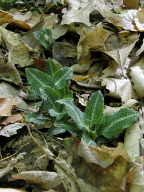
[85,91,104,128]
[54,67,73,89]
[57,98,87,130]
[101,108,139,139]
[46,58,61,77]
[26,68,53,94]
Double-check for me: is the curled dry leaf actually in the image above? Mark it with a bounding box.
[107,9,144,32]
[102,78,135,103]
[124,123,141,161]
[55,140,129,192]
[78,141,129,168]
[77,24,138,66]
[0,9,42,30]
[12,171,61,190]
[129,58,144,98]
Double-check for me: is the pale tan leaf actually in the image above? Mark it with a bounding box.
[61,0,107,26]
[12,171,61,190]
[129,58,144,98]
[0,123,24,137]
[124,123,141,161]
[78,141,129,168]
[0,82,28,110]
[1,114,23,125]
[102,78,135,103]
[0,188,25,192]
[0,98,17,116]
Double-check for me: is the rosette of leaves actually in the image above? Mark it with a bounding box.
[25,59,139,145]
[56,91,139,145]
[25,58,73,127]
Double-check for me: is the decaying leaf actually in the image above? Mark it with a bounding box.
[129,58,144,98]
[62,0,106,26]
[124,123,141,161]
[1,114,23,125]
[55,140,129,192]
[123,0,139,9]
[0,188,25,192]
[0,123,24,137]
[0,98,17,116]
[102,78,135,103]
[127,158,144,192]
[12,171,61,190]
[0,82,27,110]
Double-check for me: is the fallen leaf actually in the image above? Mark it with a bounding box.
[78,141,129,168]
[0,188,25,192]
[13,171,61,190]
[127,158,144,192]
[0,98,17,116]
[102,78,135,103]
[55,140,129,192]
[124,123,141,161]
[0,82,28,110]
[123,0,139,9]
[129,58,144,98]
[62,0,106,26]
[1,114,23,125]
[0,123,25,137]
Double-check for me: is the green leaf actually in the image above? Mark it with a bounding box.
[49,108,66,120]
[33,29,54,49]
[82,132,96,146]
[40,86,62,112]
[25,112,48,126]
[57,98,87,130]
[26,68,54,99]
[54,67,73,89]
[26,68,53,92]
[101,108,139,139]
[54,121,79,136]
[46,58,61,77]
[47,127,66,136]
[85,91,104,128]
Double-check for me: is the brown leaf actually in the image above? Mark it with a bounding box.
[1,114,23,125]
[0,98,18,116]
[123,0,139,9]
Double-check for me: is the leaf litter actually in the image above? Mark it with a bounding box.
[0,0,144,191]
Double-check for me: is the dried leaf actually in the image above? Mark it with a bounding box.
[78,141,129,168]
[13,171,61,190]
[102,78,135,103]
[62,0,106,26]
[0,27,34,67]
[129,58,144,98]
[0,188,25,192]
[0,82,28,110]
[55,140,129,192]
[123,0,139,9]
[0,98,17,116]
[124,123,141,161]
[1,114,23,125]
[0,123,24,137]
